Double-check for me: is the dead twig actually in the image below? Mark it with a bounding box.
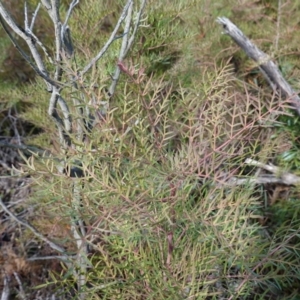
[225,158,300,187]
[1,275,10,300]
[216,17,300,116]
[0,197,67,255]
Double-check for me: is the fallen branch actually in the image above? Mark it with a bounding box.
[216,17,300,116]
[226,158,300,187]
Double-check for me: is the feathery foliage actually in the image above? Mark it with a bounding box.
[1,0,300,299]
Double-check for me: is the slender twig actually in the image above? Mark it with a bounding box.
[224,158,300,187]
[0,197,67,254]
[108,1,133,96]
[126,0,147,53]
[64,0,79,27]
[48,89,72,148]
[0,1,53,91]
[107,0,147,97]
[30,30,54,64]
[81,0,132,76]
[13,272,26,300]
[57,95,72,133]
[24,3,53,64]
[0,16,58,89]
[245,158,300,185]
[27,255,76,262]
[24,1,29,30]
[1,275,10,300]
[30,2,41,31]
[50,0,63,82]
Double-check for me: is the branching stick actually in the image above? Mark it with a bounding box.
[217,17,300,116]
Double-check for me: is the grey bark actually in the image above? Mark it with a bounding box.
[217,17,300,116]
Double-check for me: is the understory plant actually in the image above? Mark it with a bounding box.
[1,1,300,300]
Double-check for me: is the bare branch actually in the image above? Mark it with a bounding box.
[30,2,41,31]
[0,17,58,88]
[29,29,54,64]
[24,1,29,30]
[58,95,72,133]
[227,175,292,186]
[0,2,145,297]
[13,272,26,300]
[216,17,300,116]
[108,1,133,96]
[126,0,147,53]
[23,2,53,64]
[48,90,72,148]
[108,0,147,97]
[71,180,89,298]
[121,1,133,55]
[49,0,63,81]
[81,0,133,76]
[64,0,79,27]
[23,2,54,64]
[27,255,76,262]
[0,197,67,254]
[0,1,53,90]
[224,158,300,187]
[245,158,300,185]
[1,275,10,300]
